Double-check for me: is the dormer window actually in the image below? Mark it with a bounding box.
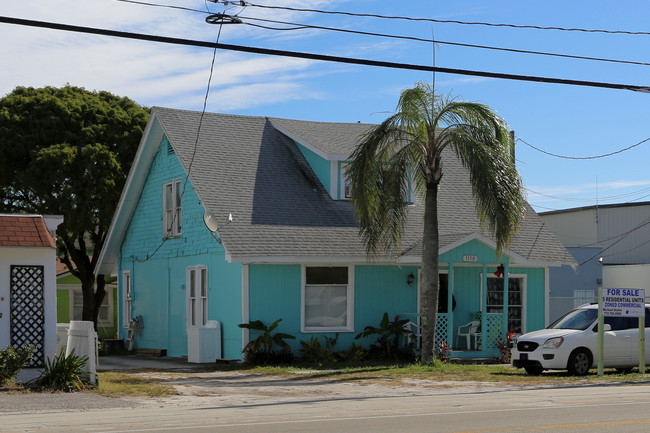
[163,179,182,238]
[340,163,351,200]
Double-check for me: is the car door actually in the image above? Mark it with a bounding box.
[602,317,635,366]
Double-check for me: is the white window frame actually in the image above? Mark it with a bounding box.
[301,265,354,333]
[122,270,132,328]
[163,179,182,238]
[186,265,208,329]
[480,273,527,334]
[69,285,114,327]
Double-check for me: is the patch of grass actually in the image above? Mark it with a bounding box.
[230,361,650,387]
[94,372,178,397]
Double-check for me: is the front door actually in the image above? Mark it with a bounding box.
[186,266,208,360]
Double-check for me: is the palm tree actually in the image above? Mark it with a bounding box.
[348,82,526,363]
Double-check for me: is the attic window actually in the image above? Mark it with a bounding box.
[340,163,351,200]
[167,142,175,155]
[163,179,182,238]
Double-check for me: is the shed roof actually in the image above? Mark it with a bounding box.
[0,214,56,248]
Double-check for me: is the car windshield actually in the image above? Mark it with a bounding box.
[548,308,598,330]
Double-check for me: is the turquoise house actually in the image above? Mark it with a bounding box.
[96,107,574,361]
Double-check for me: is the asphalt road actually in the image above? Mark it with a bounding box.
[4,383,650,432]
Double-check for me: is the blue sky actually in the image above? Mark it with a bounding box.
[2,0,649,212]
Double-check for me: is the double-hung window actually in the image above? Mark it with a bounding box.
[187,266,208,328]
[302,266,354,332]
[163,179,182,238]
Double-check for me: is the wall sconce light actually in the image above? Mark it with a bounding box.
[407,272,414,286]
[493,264,504,278]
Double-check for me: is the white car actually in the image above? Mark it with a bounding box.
[512,303,650,375]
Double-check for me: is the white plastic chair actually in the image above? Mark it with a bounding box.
[456,320,481,350]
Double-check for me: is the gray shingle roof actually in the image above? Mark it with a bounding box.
[154,107,573,265]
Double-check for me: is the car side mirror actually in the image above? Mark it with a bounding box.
[593,324,612,332]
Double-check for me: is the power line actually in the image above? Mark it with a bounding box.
[220,1,650,37]
[517,136,650,160]
[237,15,650,68]
[2,16,649,93]
[527,185,650,203]
[111,1,650,68]
[136,2,226,263]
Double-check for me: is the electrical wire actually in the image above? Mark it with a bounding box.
[2,16,649,93]
[136,3,225,263]
[527,185,650,203]
[579,216,650,265]
[221,1,650,37]
[237,15,650,68]
[517,136,650,160]
[111,1,650,68]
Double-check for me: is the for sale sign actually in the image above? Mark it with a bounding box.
[601,288,645,317]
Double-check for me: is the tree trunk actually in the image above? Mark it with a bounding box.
[93,276,107,332]
[420,181,440,363]
[79,270,97,329]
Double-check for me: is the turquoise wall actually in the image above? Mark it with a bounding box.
[295,142,331,195]
[248,264,419,352]
[119,135,242,359]
[245,241,548,358]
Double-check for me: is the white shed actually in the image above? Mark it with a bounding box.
[0,214,60,382]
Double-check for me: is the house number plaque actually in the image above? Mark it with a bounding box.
[463,255,478,262]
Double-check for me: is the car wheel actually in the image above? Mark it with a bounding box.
[524,366,544,375]
[567,348,591,375]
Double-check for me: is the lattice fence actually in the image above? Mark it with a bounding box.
[435,314,449,346]
[10,265,45,367]
[485,314,503,349]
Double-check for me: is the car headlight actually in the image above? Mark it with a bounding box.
[543,337,564,349]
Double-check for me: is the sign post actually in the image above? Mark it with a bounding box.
[598,287,645,377]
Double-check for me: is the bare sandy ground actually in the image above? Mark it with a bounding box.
[127,369,510,408]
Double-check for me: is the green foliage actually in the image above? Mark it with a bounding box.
[335,342,366,363]
[31,349,89,392]
[0,85,149,328]
[299,334,338,364]
[347,82,525,363]
[0,345,35,385]
[238,319,296,365]
[355,312,412,357]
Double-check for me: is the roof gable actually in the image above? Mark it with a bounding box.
[0,214,56,248]
[97,107,574,272]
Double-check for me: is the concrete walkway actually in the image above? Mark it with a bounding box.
[97,355,211,371]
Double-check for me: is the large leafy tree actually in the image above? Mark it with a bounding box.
[348,82,526,363]
[0,85,149,329]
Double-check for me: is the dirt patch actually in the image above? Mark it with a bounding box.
[125,369,511,408]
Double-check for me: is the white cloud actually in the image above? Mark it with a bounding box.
[0,0,349,107]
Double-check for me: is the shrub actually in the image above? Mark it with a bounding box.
[496,331,516,364]
[335,342,366,363]
[355,312,412,357]
[0,345,35,386]
[238,319,295,365]
[31,349,89,392]
[299,334,338,364]
[435,340,452,363]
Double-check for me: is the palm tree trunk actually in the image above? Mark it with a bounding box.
[420,181,440,363]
